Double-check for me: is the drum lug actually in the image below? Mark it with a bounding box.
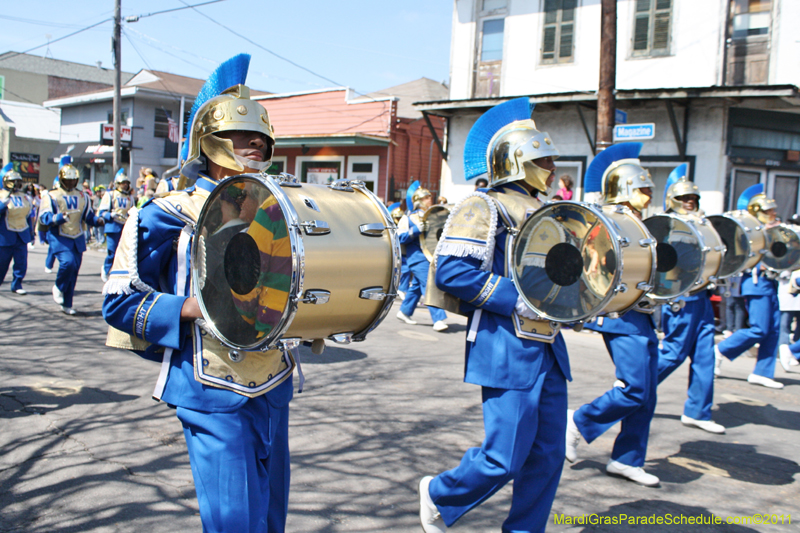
[615,283,628,293]
[636,282,652,291]
[329,332,354,344]
[275,172,302,187]
[360,287,390,300]
[277,338,302,351]
[618,236,630,247]
[714,245,725,252]
[701,246,711,253]
[300,220,331,235]
[638,238,655,247]
[297,290,331,305]
[328,179,365,192]
[300,195,321,212]
[228,349,245,363]
[359,223,389,236]
[695,277,705,285]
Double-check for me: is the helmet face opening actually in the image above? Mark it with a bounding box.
[59,165,80,191]
[602,159,654,211]
[666,178,701,215]
[487,120,559,192]
[3,171,22,191]
[748,194,778,224]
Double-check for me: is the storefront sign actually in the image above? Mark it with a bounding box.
[306,166,339,185]
[10,152,40,182]
[613,123,655,141]
[101,123,132,145]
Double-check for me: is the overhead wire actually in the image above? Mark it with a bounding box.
[0,17,113,63]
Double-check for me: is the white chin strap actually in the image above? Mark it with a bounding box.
[234,154,271,172]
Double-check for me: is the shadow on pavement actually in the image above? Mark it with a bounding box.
[298,345,368,365]
[0,385,138,419]
[716,401,800,431]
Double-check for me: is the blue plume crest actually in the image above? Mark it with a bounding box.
[463,97,533,181]
[388,202,400,212]
[737,183,764,211]
[584,142,643,193]
[181,53,251,162]
[663,163,688,209]
[406,180,420,211]
[59,155,72,169]
[1,162,14,178]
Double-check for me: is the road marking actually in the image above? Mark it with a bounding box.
[720,393,768,407]
[668,456,730,478]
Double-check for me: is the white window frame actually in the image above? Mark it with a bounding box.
[346,155,380,193]
[294,155,346,184]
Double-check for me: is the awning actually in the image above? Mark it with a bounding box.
[49,142,121,163]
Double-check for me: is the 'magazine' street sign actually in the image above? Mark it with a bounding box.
[613,123,655,141]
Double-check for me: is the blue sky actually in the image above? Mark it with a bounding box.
[0,0,454,95]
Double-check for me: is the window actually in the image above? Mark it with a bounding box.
[731,0,771,39]
[474,18,505,97]
[480,19,505,62]
[542,0,576,64]
[632,0,672,57]
[154,108,172,138]
[107,108,129,124]
[352,163,373,173]
[482,0,506,11]
[0,75,4,99]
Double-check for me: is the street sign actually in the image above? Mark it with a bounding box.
[100,123,132,146]
[615,109,628,124]
[613,123,655,141]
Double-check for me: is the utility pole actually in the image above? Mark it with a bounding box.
[112,0,122,175]
[596,0,616,153]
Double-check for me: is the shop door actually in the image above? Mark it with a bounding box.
[768,170,800,222]
[347,156,379,193]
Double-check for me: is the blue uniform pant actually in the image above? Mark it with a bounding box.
[104,232,120,276]
[574,330,658,468]
[53,245,82,309]
[725,296,747,332]
[429,351,567,533]
[399,259,446,322]
[399,255,410,293]
[657,297,715,421]
[176,388,291,533]
[0,242,28,291]
[717,293,780,378]
[45,238,56,270]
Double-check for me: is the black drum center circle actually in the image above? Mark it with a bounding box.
[771,241,787,258]
[656,242,678,273]
[545,243,583,286]
[224,232,261,295]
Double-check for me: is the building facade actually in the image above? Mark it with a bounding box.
[419,0,800,220]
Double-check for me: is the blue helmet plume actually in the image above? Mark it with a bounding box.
[663,163,688,209]
[388,202,400,212]
[406,180,420,212]
[463,97,533,181]
[58,155,72,169]
[584,142,643,193]
[1,162,14,179]
[180,54,251,162]
[737,183,764,211]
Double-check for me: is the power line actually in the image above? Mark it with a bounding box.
[0,17,112,63]
[125,0,228,23]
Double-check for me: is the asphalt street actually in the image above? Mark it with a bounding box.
[1,245,798,532]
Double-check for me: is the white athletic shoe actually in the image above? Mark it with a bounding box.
[13,289,27,295]
[714,345,724,377]
[681,415,725,434]
[101,266,109,283]
[565,409,581,463]
[606,460,660,487]
[397,290,406,300]
[747,374,784,389]
[779,345,795,372]
[44,266,53,274]
[396,310,417,325]
[27,243,35,250]
[613,379,626,388]
[418,476,446,533]
[52,285,64,305]
[60,306,76,316]
[432,321,448,332]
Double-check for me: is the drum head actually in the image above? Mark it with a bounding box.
[422,205,450,260]
[512,202,621,322]
[194,175,293,350]
[643,214,704,299]
[763,224,800,271]
[708,215,750,278]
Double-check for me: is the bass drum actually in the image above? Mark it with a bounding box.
[707,210,766,277]
[421,204,451,261]
[763,224,800,272]
[642,214,724,299]
[511,201,656,323]
[192,173,400,351]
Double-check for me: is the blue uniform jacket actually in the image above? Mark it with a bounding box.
[102,178,292,413]
[398,211,427,267]
[741,265,777,297]
[39,192,101,253]
[435,183,571,390]
[0,195,34,246]
[99,191,134,234]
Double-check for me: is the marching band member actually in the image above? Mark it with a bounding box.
[418,97,570,533]
[655,165,725,433]
[38,162,104,314]
[155,171,180,196]
[98,169,134,282]
[396,181,448,331]
[0,163,34,295]
[714,184,784,388]
[43,156,72,274]
[566,142,662,487]
[389,202,410,299]
[103,54,296,533]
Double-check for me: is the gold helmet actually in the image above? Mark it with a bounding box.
[179,54,274,189]
[412,187,432,210]
[59,164,80,192]
[391,206,403,223]
[464,98,558,193]
[585,143,653,212]
[748,193,778,224]
[1,163,22,191]
[663,163,699,215]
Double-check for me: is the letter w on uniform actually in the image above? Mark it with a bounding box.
[64,196,79,209]
[10,197,24,207]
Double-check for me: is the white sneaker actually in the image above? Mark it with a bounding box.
[681,415,725,434]
[714,345,724,377]
[13,289,27,295]
[397,310,417,325]
[101,266,109,283]
[565,409,581,463]
[747,374,784,389]
[779,345,795,372]
[606,460,659,487]
[397,290,406,300]
[61,306,76,316]
[52,285,64,305]
[418,476,446,533]
[613,379,626,388]
[44,266,53,274]
[27,243,35,250]
[432,321,448,332]
[723,330,732,338]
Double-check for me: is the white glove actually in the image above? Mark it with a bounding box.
[515,295,539,320]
